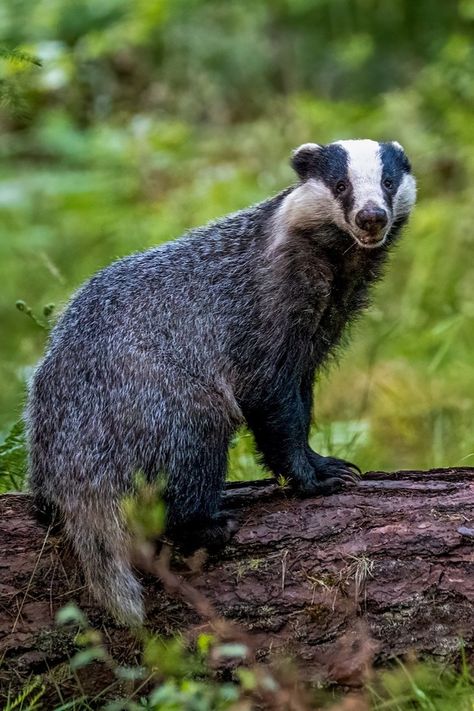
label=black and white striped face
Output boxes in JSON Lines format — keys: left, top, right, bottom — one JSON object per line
{"left": 287, "top": 139, "right": 416, "bottom": 249}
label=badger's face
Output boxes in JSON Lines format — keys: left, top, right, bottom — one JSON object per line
{"left": 288, "top": 139, "right": 416, "bottom": 249}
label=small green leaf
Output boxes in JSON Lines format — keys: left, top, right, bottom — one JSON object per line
{"left": 55, "top": 603, "right": 87, "bottom": 628}
{"left": 196, "top": 632, "right": 214, "bottom": 656}
{"left": 237, "top": 668, "right": 257, "bottom": 691}
{"left": 43, "top": 303, "right": 55, "bottom": 317}
{"left": 0, "top": 47, "right": 42, "bottom": 67}
{"left": 70, "top": 646, "right": 106, "bottom": 670}
{"left": 114, "top": 665, "right": 147, "bottom": 681}
{"left": 214, "top": 643, "right": 249, "bottom": 660}
{"left": 75, "top": 629, "right": 102, "bottom": 647}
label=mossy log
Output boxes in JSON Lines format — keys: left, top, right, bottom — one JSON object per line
{"left": 1, "top": 468, "right": 474, "bottom": 701}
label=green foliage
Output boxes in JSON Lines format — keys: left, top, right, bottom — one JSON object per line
{"left": 2, "top": 677, "right": 45, "bottom": 711}
{"left": 0, "top": 420, "right": 27, "bottom": 493}
{"left": 16, "top": 299, "right": 55, "bottom": 330}
{"left": 0, "top": 46, "right": 41, "bottom": 117}
{"left": 0, "top": 48, "right": 41, "bottom": 67}
{"left": 1, "top": 1, "right": 474, "bottom": 703}
{"left": 143, "top": 635, "right": 207, "bottom": 681}
{"left": 50, "top": 602, "right": 242, "bottom": 710}
{"left": 367, "top": 657, "right": 474, "bottom": 710}
{"left": 228, "top": 428, "right": 267, "bottom": 482}
{"left": 55, "top": 602, "right": 89, "bottom": 628}
{"left": 123, "top": 476, "right": 167, "bottom": 540}
{"left": 0, "top": 0, "right": 473, "bottom": 482}
{"left": 12, "top": 600, "right": 474, "bottom": 709}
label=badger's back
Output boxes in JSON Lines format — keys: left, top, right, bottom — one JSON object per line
{"left": 26, "top": 194, "right": 290, "bottom": 623}
{"left": 27, "top": 220, "right": 256, "bottom": 487}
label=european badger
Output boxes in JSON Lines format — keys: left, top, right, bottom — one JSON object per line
{"left": 27, "top": 139, "right": 416, "bottom": 623}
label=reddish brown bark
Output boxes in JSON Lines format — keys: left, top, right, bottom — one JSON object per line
{"left": 1, "top": 468, "right": 474, "bottom": 701}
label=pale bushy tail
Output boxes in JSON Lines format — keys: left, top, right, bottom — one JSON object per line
{"left": 62, "top": 498, "right": 144, "bottom": 625}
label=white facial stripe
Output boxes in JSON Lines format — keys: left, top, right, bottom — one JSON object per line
{"left": 269, "top": 178, "right": 343, "bottom": 251}
{"left": 393, "top": 172, "right": 417, "bottom": 218}
{"left": 279, "top": 179, "right": 341, "bottom": 227}
{"left": 337, "top": 139, "right": 384, "bottom": 216}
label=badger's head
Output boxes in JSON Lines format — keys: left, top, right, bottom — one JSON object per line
{"left": 286, "top": 139, "right": 416, "bottom": 249}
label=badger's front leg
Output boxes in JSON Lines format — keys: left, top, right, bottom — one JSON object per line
{"left": 245, "top": 378, "right": 360, "bottom": 495}
{"left": 300, "top": 369, "right": 361, "bottom": 492}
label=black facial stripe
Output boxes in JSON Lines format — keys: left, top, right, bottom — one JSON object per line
{"left": 310, "top": 144, "right": 354, "bottom": 220}
{"left": 379, "top": 142, "right": 410, "bottom": 210}
{"left": 338, "top": 183, "right": 354, "bottom": 221}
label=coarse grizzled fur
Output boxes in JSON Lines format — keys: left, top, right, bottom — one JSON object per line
{"left": 26, "top": 139, "right": 416, "bottom": 623}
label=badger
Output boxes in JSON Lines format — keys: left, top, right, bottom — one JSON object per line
{"left": 26, "top": 139, "right": 416, "bottom": 623}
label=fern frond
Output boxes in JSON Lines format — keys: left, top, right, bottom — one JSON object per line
{"left": 0, "top": 47, "right": 41, "bottom": 67}
{"left": 4, "top": 677, "right": 45, "bottom": 710}
{"left": 0, "top": 419, "right": 27, "bottom": 493}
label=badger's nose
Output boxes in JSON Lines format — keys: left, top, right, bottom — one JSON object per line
{"left": 355, "top": 206, "right": 388, "bottom": 234}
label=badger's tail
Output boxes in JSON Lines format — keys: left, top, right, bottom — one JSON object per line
{"left": 62, "top": 498, "right": 144, "bottom": 625}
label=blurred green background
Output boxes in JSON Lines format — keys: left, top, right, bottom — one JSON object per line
{"left": 1, "top": 0, "right": 474, "bottom": 485}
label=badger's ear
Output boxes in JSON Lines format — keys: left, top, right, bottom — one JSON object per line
{"left": 291, "top": 143, "right": 321, "bottom": 180}
{"left": 390, "top": 140, "right": 412, "bottom": 172}
{"left": 391, "top": 140, "right": 404, "bottom": 151}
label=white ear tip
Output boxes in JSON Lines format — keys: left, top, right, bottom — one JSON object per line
{"left": 293, "top": 142, "right": 321, "bottom": 156}
{"left": 392, "top": 141, "right": 404, "bottom": 151}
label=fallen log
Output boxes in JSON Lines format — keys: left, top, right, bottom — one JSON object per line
{"left": 1, "top": 468, "right": 474, "bottom": 702}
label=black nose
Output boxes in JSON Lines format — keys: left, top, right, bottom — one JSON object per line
{"left": 355, "top": 206, "right": 388, "bottom": 234}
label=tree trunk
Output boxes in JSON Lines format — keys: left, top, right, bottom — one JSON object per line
{"left": 1, "top": 468, "right": 474, "bottom": 701}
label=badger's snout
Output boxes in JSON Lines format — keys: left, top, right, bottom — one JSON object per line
{"left": 355, "top": 204, "right": 388, "bottom": 236}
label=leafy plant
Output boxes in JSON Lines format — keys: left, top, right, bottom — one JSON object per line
{"left": 2, "top": 677, "right": 45, "bottom": 711}
{"left": 367, "top": 656, "right": 474, "bottom": 711}
{"left": 1, "top": 1, "right": 474, "bottom": 706}
{"left": 0, "top": 420, "right": 27, "bottom": 493}
{"left": 0, "top": 46, "right": 41, "bottom": 117}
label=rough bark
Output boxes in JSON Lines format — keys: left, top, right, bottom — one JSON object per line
{"left": 1, "top": 468, "right": 474, "bottom": 701}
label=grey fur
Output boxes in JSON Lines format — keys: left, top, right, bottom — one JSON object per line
{"left": 26, "top": 141, "right": 415, "bottom": 623}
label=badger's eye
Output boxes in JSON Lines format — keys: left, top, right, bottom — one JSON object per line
{"left": 383, "top": 177, "right": 393, "bottom": 190}
{"left": 335, "top": 181, "right": 347, "bottom": 194}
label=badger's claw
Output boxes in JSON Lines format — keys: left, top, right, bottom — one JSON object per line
{"left": 293, "top": 452, "right": 362, "bottom": 496}
{"left": 309, "top": 452, "right": 362, "bottom": 479}
{"left": 334, "top": 458, "right": 362, "bottom": 476}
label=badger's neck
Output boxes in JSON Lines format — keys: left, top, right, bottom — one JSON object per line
{"left": 264, "top": 221, "right": 389, "bottom": 317}
{"left": 262, "top": 190, "right": 393, "bottom": 314}
{"left": 249, "top": 199, "right": 394, "bottom": 388}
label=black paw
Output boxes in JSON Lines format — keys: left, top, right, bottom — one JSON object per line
{"left": 170, "top": 512, "right": 238, "bottom": 554}
{"left": 296, "top": 453, "right": 361, "bottom": 496}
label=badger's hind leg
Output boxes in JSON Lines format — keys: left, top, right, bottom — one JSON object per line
{"left": 159, "top": 382, "right": 239, "bottom": 553}
{"left": 164, "top": 430, "right": 237, "bottom": 553}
